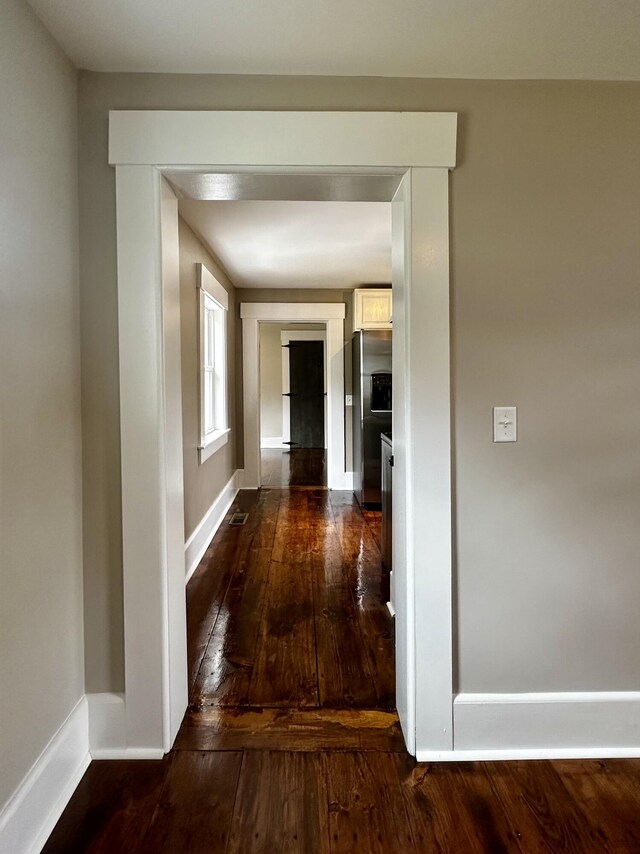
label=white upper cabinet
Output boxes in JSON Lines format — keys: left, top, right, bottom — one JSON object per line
{"left": 353, "top": 288, "right": 393, "bottom": 332}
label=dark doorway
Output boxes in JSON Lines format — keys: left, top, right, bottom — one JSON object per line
{"left": 288, "top": 340, "right": 325, "bottom": 449}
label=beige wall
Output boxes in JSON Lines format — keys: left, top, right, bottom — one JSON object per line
{"left": 78, "top": 72, "right": 640, "bottom": 696}
{"left": 0, "top": 0, "right": 83, "bottom": 808}
{"left": 259, "top": 324, "right": 284, "bottom": 441}
{"left": 179, "top": 217, "right": 238, "bottom": 539}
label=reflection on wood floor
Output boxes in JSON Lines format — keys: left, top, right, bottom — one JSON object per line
{"left": 187, "top": 488, "right": 393, "bottom": 712}
{"left": 261, "top": 448, "right": 326, "bottom": 487}
{"left": 44, "top": 487, "right": 640, "bottom": 853}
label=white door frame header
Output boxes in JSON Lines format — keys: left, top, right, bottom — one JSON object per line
{"left": 110, "top": 109, "right": 457, "bottom": 760}
{"left": 109, "top": 111, "right": 457, "bottom": 169}
{"left": 241, "top": 302, "right": 345, "bottom": 321}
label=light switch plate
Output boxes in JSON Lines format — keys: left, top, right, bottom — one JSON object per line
{"left": 493, "top": 406, "right": 517, "bottom": 442}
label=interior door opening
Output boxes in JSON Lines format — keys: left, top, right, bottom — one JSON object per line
{"left": 260, "top": 324, "right": 328, "bottom": 488}
{"left": 178, "top": 181, "right": 397, "bottom": 731}
{"left": 288, "top": 340, "right": 325, "bottom": 450}
{"left": 112, "top": 109, "right": 458, "bottom": 761}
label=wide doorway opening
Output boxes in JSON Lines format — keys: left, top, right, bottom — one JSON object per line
{"left": 176, "top": 184, "right": 396, "bottom": 724}
{"left": 111, "top": 108, "right": 456, "bottom": 761}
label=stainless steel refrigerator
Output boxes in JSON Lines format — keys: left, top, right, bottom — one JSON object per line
{"left": 352, "top": 330, "right": 392, "bottom": 507}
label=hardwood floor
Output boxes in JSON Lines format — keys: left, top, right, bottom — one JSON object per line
{"left": 44, "top": 752, "right": 640, "bottom": 853}
{"left": 261, "top": 448, "right": 327, "bottom": 487}
{"left": 43, "top": 488, "right": 640, "bottom": 852}
{"left": 188, "top": 488, "right": 393, "bottom": 711}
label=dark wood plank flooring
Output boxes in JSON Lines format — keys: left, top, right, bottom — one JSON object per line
{"left": 189, "top": 488, "right": 394, "bottom": 712}
{"left": 261, "top": 448, "right": 327, "bottom": 487}
{"left": 45, "top": 753, "right": 640, "bottom": 853}
{"left": 174, "top": 707, "right": 405, "bottom": 752}
{"left": 44, "top": 488, "right": 640, "bottom": 852}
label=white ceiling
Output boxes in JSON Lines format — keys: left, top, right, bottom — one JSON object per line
{"left": 179, "top": 201, "right": 392, "bottom": 290}
{"left": 28, "top": 0, "right": 640, "bottom": 80}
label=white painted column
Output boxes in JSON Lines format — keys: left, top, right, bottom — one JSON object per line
{"left": 115, "top": 165, "right": 187, "bottom": 752}
{"left": 242, "top": 317, "right": 261, "bottom": 488}
{"left": 160, "top": 179, "right": 189, "bottom": 745}
{"left": 409, "top": 168, "right": 454, "bottom": 753}
{"left": 326, "top": 318, "right": 346, "bottom": 490}
{"left": 391, "top": 173, "right": 415, "bottom": 753}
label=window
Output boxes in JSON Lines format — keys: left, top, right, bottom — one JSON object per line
{"left": 198, "top": 263, "right": 229, "bottom": 463}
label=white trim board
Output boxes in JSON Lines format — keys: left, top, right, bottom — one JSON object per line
{"left": 237, "top": 469, "right": 259, "bottom": 490}
{"left": 199, "top": 427, "right": 230, "bottom": 464}
{"left": 87, "top": 693, "right": 165, "bottom": 760}
{"left": 453, "top": 692, "right": 640, "bottom": 752}
{"left": 110, "top": 109, "right": 457, "bottom": 761}
{"left": 337, "top": 471, "right": 354, "bottom": 492}
{"left": 109, "top": 111, "right": 457, "bottom": 168}
{"left": 88, "top": 692, "right": 126, "bottom": 756}
{"left": 0, "top": 698, "right": 90, "bottom": 854}
{"left": 184, "top": 470, "right": 240, "bottom": 583}
{"left": 197, "top": 262, "right": 229, "bottom": 309}
{"left": 260, "top": 437, "right": 285, "bottom": 449}
{"left": 416, "top": 746, "right": 640, "bottom": 762}
{"left": 241, "top": 305, "right": 346, "bottom": 491}
{"left": 400, "top": 169, "right": 453, "bottom": 755}
{"left": 241, "top": 302, "right": 345, "bottom": 321}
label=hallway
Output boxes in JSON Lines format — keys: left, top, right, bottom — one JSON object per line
{"left": 187, "top": 488, "right": 394, "bottom": 711}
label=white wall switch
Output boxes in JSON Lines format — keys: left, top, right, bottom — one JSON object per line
{"left": 493, "top": 406, "right": 517, "bottom": 442}
{"left": 345, "top": 394, "right": 353, "bottom": 406}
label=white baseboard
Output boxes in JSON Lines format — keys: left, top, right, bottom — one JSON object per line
{"left": 260, "top": 436, "right": 285, "bottom": 449}
{"left": 87, "top": 692, "right": 165, "bottom": 760}
{"left": 237, "top": 468, "right": 260, "bottom": 490}
{"left": 416, "top": 746, "right": 640, "bottom": 762}
{"left": 87, "top": 692, "right": 126, "bottom": 756}
{"left": 331, "top": 471, "right": 354, "bottom": 491}
{"left": 387, "top": 571, "right": 395, "bottom": 617}
{"left": 0, "top": 697, "right": 90, "bottom": 854}
{"left": 445, "top": 691, "right": 640, "bottom": 759}
{"left": 91, "top": 747, "right": 165, "bottom": 760}
{"left": 239, "top": 466, "right": 348, "bottom": 490}
{"left": 91, "top": 744, "right": 165, "bottom": 759}
{"left": 184, "top": 470, "right": 240, "bottom": 583}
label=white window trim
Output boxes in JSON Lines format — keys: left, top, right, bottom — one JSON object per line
{"left": 197, "top": 263, "right": 229, "bottom": 464}
{"left": 198, "top": 427, "right": 230, "bottom": 463}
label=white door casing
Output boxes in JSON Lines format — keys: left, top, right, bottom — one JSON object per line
{"left": 110, "top": 110, "right": 457, "bottom": 756}
{"left": 242, "top": 307, "right": 342, "bottom": 489}
{"left": 392, "top": 170, "right": 453, "bottom": 755}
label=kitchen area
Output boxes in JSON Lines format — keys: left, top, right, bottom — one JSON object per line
{"left": 351, "top": 286, "right": 395, "bottom": 615}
